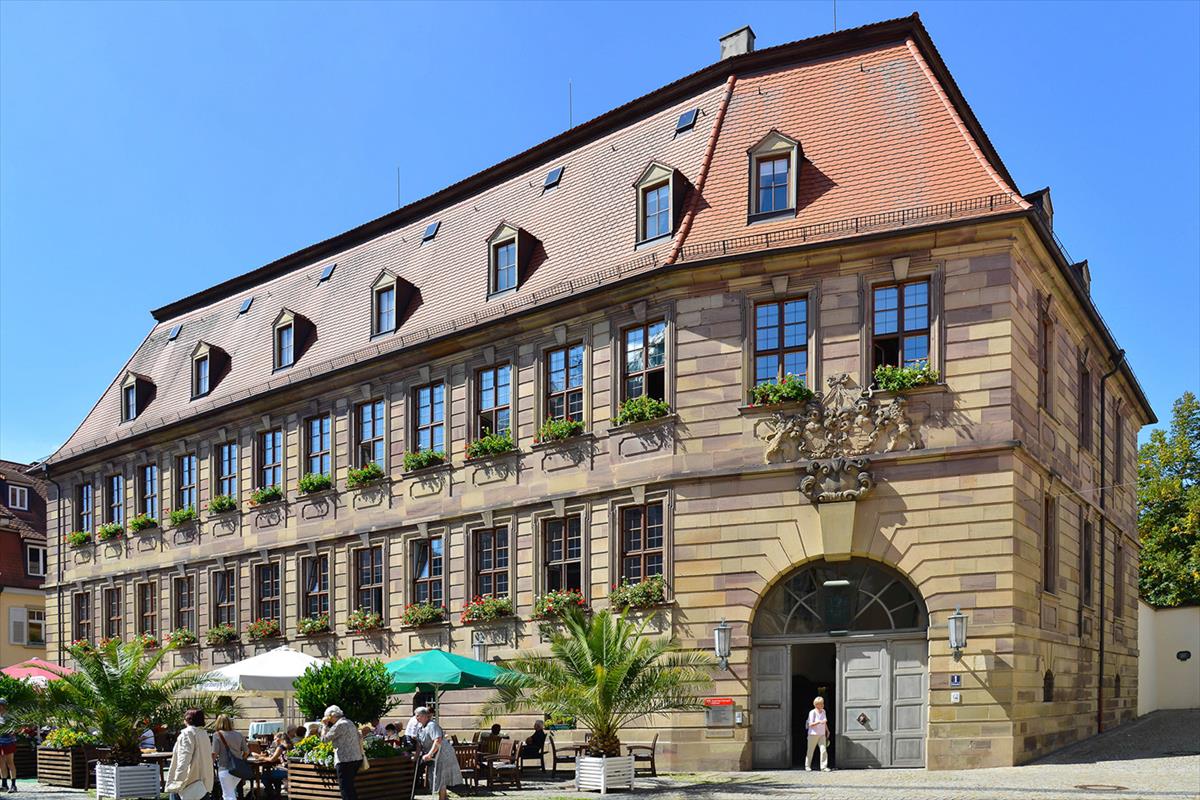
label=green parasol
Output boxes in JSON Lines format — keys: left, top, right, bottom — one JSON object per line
{"left": 385, "top": 649, "right": 507, "bottom": 700}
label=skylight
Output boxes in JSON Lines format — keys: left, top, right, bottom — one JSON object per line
{"left": 423, "top": 221, "right": 440, "bottom": 242}
{"left": 676, "top": 108, "right": 698, "bottom": 133}
{"left": 239, "top": 297, "right": 254, "bottom": 314}
{"left": 544, "top": 166, "right": 564, "bottom": 189}
{"left": 318, "top": 264, "right": 336, "bottom": 282}
{"left": 168, "top": 324, "right": 182, "bottom": 341}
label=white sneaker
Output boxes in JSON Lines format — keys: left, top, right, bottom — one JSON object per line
{"left": 804, "top": 767, "right": 811, "bottom": 772}
{"left": 821, "top": 768, "right": 831, "bottom": 772}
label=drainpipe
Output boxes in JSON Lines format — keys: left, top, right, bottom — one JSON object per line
{"left": 39, "top": 464, "right": 64, "bottom": 668}
{"left": 1096, "top": 349, "right": 1125, "bottom": 734}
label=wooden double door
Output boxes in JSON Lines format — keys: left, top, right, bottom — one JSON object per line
{"left": 751, "top": 636, "right": 927, "bottom": 769}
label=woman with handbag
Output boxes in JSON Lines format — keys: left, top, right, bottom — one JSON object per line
{"left": 212, "top": 715, "right": 250, "bottom": 800}
{"left": 164, "top": 709, "right": 214, "bottom": 800}
{"left": 319, "top": 705, "right": 364, "bottom": 800}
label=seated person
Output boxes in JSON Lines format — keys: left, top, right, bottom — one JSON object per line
{"left": 257, "top": 732, "right": 291, "bottom": 796}
{"left": 139, "top": 723, "right": 156, "bottom": 751}
{"left": 520, "top": 720, "right": 546, "bottom": 758}
{"left": 384, "top": 723, "right": 399, "bottom": 741}
{"left": 294, "top": 725, "right": 309, "bottom": 741}
{"left": 490, "top": 723, "right": 503, "bottom": 737}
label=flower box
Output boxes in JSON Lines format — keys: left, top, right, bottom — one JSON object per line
{"left": 287, "top": 754, "right": 416, "bottom": 800}
{"left": 250, "top": 486, "right": 285, "bottom": 506}
{"left": 575, "top": 754, "right": 635, "bottom": 794}
{"left": 346, "top": 462, "right": 386, "bottom": 489}
{"left": 37, "top": 746, "right": 104, "bottom": 788}
{"left": 95, "top": 762, "right": 160, "bottom": 800}
{"left": 402, "top": 450, "right": 446, "bottom": 473}
{"left": 401, "top": 602, "right": 445, "bottom": 628}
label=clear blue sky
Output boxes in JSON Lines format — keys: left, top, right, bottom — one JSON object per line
{"left": 2, "top": 1, "right": 1197, "bottom": 463}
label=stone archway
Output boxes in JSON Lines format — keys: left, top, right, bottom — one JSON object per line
{"left": 750, "top": 558, "right": 929, "bottom": 769}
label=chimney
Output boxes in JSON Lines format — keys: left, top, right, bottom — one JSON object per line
{"left": 720, "top": 25, "right": 755, "bottom": 60}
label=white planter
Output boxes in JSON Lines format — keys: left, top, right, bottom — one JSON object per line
{"left": 95, "top": 762, "right": 161, "bottom": 800}
{"left": 574, "top": 754, "right": 635, "bottom": 794}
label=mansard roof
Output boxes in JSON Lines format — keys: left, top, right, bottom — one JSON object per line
{"left": 41, "top": 14, "right": 1152, "bottom": 467}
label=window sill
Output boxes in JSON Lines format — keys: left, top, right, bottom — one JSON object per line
{"left": 458, "top": 614, "right": 518, "bottom": 627}
{"left": 296, "top": 630, "right": 335, "bottom": 639}
{"left": 464, "top": 449, "right": 522, "bottom": 465}
{"left": 487, "top": 287, "right": 519, "bottom": 302}
{"left": 346, "top": 477, "right": 392, "bottom": 492}
{"left": 247, "top": 635, "right": 287, "bottom": 645}
{"left": 399, "top": 620, "right": 450, "bottom": 632}
{"left": 297, "top": 488, "right": 338, "bottom": 502}
{"left": 634, "top": 232, "right": 671, "bottom": 250}
{"left": 206, "top": 509, "right": 240, "bottom": 521}
{"left": 738, "top": 401, "right": 810, "bottom": 416}
{"left": 530, "top": 432, "right": 595, "bottom": 451}
{"left": 402, "top": 462, "right": 452, "bottom": 479}
{"left": 346, "top": 627, "right": 390, "bottom": 637}
{"left": 248, "top": 498, "right": 288, "bottom": 510}
{"left": 607, "top": 413, "right": 677, "bottom": 435}
{"left": 747, "top": 208, "right": 796, "bottom": 226}
{"left": 612, "top": 600, "right": 672, "bottom": 613}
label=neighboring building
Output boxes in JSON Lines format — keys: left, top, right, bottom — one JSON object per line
{"left": 0, "top": 459, "right": 48, "bottom": 666}
{"left": 37, "top": 16, "right": 1154, "bottom": 771}
{"left": 1137, "top": 601, "right": 1200, "bottom": 715}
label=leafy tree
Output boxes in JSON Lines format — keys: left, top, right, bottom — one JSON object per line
{"left": 294, "top": 657, "right": 398, "bottom": 725}
{"left": 41, "top": 640, "right": 236, "bottom": 764}
{"left": 483, "top": 606, "right": 712, "bottom": 757}
{"left": 1138, "top": 391, "right": 1200, "bottom": 607}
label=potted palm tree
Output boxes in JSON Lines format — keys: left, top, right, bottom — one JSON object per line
{"left": 41, "top": 639, "right": 235, "bottom": 799}
{"left": 484, "top": 606, "right": 712, "bottom": 793}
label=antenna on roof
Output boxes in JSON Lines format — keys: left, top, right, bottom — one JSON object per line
{"left": 568, "top": 80, "right": 573, "bottom": 128}
{"left": 833, "top": 0, "right": 838, "bottom": 31}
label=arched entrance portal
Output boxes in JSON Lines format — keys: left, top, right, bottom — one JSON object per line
{"left": 750, "top": 559, "right": 929, "bottom": 769}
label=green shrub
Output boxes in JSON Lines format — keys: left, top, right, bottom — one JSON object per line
{"left": 401, "top": 601, "right": 444, "bottom": 627}
{"left": 128, "top": 513, "right": 157, "bottom": 532}
{"left": 460, "top": 595, "right": 514, "bottom": 624}
{"left": 169, "top": 507, "right": 197, "bottom": 527}
{"left": 346, "top": 608, "right": 384, "bottom": 634}
{"left": 536, "top": 417, "right": 585, "bottom": 443}
{"left": 466, "top": 430, "right": 515, "bottom": 460}
{"left": 610, "top": 574, "right": 667, "bottom": 610}
{"left": 298, "top": 614, "right": 331, "bottom": 636}
{"left": 294, "top": 657, "right": 399, "bottom": 725}
{"left": 67, "top": 530, "right": 92, "bottom": 548}
{"left": 298, "top": 473, "right": 332, "bottom": 494}
{"left": 206, "top": 624, "right": 238, "bottom": 645}
{"left": 208, "top": 494, "right": 238, "bottom": 514}
{"left": 250, "top": 485, "right": 284, "bottom": 505}
{"left": 96, "top": 522, "right": 124, "bottom": 542}
{"left": 749, "top": 374, "right": 814, "bottom": 406}
{"left": 403, "top": 449, "right": 446, "bottom": 472}
{"left": 533, "top": 589, "right": 587, "bottom": 620}
{"left": 247, "top": 618, "right": 282, "bottom": 640}
{"left": 346, "top": 462, "right": 385, "bottom": 489}
{"left": 873, "top": 362, "right": 939, "bottom": 393}
{"left": 614, "top": 396, "right": 671, "bottom": 426}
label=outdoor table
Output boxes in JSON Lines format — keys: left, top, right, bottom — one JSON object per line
{"left": 246, "top": 756, "right": 272, "bottom": 798}
{"left": 140, "top": 751, "right": 173, "bottom": 790}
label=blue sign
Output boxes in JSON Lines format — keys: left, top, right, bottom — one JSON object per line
{"left": 950, "top": 674, "right": 962, "bottom": 687}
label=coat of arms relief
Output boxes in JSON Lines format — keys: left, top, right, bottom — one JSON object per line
{"left": 754, "top": 373, "right": 923, "bottom": 503}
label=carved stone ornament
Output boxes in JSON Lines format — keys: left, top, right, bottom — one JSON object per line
{"left": 755, "top": 373, "right": 922, "bottom": 503}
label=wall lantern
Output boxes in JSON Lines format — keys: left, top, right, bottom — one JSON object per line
{"left": 948, "top": 606, "right": 968, "bottom": 662}
{"left": 714, "top": 618, "right": 732, "bottom": 670}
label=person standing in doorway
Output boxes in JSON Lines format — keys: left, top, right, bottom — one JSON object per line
{"left": 805, "top": 696, "right": 830, "bottom": 772}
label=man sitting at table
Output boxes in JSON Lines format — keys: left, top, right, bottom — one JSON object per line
{"left": 520, "top": 720, "right": 546, "bottom": 759}
{"left": 139, "top": 719, "right": 156, "bottom": 751}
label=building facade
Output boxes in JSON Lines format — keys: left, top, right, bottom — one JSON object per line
{"left": 1, "top": 459, "right": 49, "bottom": 666}
{"left": 39, "top": 17, "right": 1154, "bottom": 771}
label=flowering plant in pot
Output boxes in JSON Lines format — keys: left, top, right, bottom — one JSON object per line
{"left": 532, "top": 588, "right": 587, "bottom": 620}
{"left": 872, "top": 361, "right": 939, "bottom": 393}
{"left": 609, "top": 574, "right": 667, "bottom": 610}
{"left": 208, "top": 494, "right": 238, "bottom": 514}
{"left": 749, "top": 373, "right": 813, "bottom": 406}
{"left": 346, "top": 608, "right": 384, "bottom": 634}
{"left": 297, "top": 614, "right": 331, "bottom": 636}
{"left": 96, "top": 522, "right": 124, "bottom": 542}
{"left": 168, "top": 507, "right": 197, "bottom": 527}
{"left": 465, "top": 430, "right": 515, "bottom": 460}
{"left": 613, "top": 396, "right": 671, "bottom": 426}
{"left": 403, "top": 449, "right": 446, "bottom": 472}
{"left": 127, "top": 513, "right": 157, "bottom": 533}
{"left": 250, "top": 485, "right": 284, "bottom": 505}
{"left": 163, "top": 628, "right": 197, "bottom": 647}
{"left": 133, "top": 632, "right": 159, "bottom": 650}
{"left": 67, "top": 530, "right": 92, "bottom": 548}
{"left": 535, "top": 417, "right": 585, "bottom": 444}
{"left": 247, "top": 618, "right": 282, "bottom": 641}
{"left": 346, "top": 462, "right": 385, "bottom": 489}
{"left": 297, "top": 472, "right": 332, "bottom": 495}
{"left": 401, "top": 601, "right": 445, "bottom": 627}
{"left": 205, "top": 624, "right": 238, "bottom": 646}
{"left": 460, "top": 595, "right": 514, "bottom": 624}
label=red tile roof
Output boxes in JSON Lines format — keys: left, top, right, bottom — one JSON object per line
{"left": 45, "top": 15, "right": 1145, "bottom": 466}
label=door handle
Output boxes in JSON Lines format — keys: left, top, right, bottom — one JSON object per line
{"left": 758, "top": 704, "right": 781, "bottom": 709}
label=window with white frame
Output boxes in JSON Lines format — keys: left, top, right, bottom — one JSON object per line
{"left": 748, "top": 131, "right": 801, "bottom": 219}
{"left": 9, "top": 607, "right": 44, "bottom": 646}
{"left": 633, "top": 162, "right": 681, "bottom": 243}
{"left": 26, "top": 544, "right": 46, "bottom": 577}
{"left": 414, "top": 383, "right": 446, "bottom": 453}
{"left": 7, "top": 485, "right": 28, "bottom": 510}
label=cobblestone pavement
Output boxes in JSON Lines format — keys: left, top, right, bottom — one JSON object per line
{"left": 17, "top": 710, "right": 1199, "bottom": 800}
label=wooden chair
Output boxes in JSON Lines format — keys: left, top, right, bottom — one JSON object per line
{"left": 516, "top": 734, "right": 547, "bottom": 774}
{"left": 549, "top": 733, "right": 576, "bottom": 778}
{"left": 248, "top": 741, "right": 265, "bottom": 755}
{"left": 626, "top": 732, "right": 659, "bottom": 777}
{"left": 453, "top": 742, "right": 480, "bottom": 788}
{"left": 470, "top": 731, "right": 481, "bottom": 744}
{"left": 486, "top": 741, "right": 521, "bottom": 789}
{"left": 450, "top": 734, "right": 459, "bottom": 745}
{"left": 478, "top": 734, "right": 503, "bottom": 756}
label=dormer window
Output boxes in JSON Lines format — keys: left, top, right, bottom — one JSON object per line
{"left": 375, "top": 284, "right": 396, "bottom": 334}
{"left": 119, "top": 371, "right": 154, "bottom": 422}
{"left": 189, "top": 341, "right": 228, "bottom": 399}
{"left": 633, "top": 161, "right": 687, "bottom": 245}
{"left": 271, "top": 308, "right": 312, "bottom": 370}
{"left": 369, "top": 270, "right": 416, "bottom": 336}
{"left": 748, "top": 131, "right": 802, "bottom": 221}
{"left": 486, "top": 223, "right": 536, "bottom": 296}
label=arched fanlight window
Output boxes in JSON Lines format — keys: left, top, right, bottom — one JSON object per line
{"left": 752, "top": 559, "right": 927, "bottom": 637}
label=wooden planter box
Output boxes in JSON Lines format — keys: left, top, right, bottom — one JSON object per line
{"left": 575, "top": 755, "right": 635, "bottom": 794}
{"left": 37, "top": 746, "right": 105, "bottom": 788}
{"left": 287, "top": 756, "right": 417, "bottom": 800}
{"left": 14, "top": 740, "right": 36, "bottom": 778}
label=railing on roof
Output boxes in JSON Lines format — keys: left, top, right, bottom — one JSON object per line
{"left": 677, "top": 192, "right": 1021, "bottom": 262}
